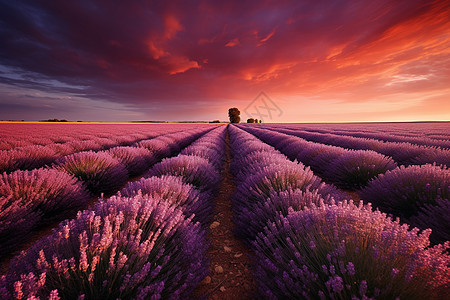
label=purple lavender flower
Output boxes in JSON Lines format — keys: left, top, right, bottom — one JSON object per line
{"left": 252, "top": 201, "right": 450, "bottom": 299}
{"left": 0, "top": 150, "right": 17, "bottom": 174}
{"left": 146, "top": 155, "right": 221, "bottom": 193}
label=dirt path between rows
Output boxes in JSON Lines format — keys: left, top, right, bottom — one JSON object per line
{"left": 193, "top": 127, "right": 256, "bottom": 299}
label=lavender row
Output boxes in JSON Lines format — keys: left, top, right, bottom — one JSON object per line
{"left": 265, "top": 122, "right": 450, "bottom": 143}
{"left": 228, "top": 125, "right": 344, "bottom": 242}
{"left": 54, "top": 127, "right": 212, "bottom": 196}
{"left": 0, "top": 124, "right": 207, "bottom": 174}
{"left": 0, "top": 127, "right": 212, "bottom": 259}
{"left": 359, "top": 164, "right": 450, "bottom": 244}
{"left": 0, "top": 127, "right": 228, "bottom": 298}
{"left": 240, "top": 126, "right": 450, "bottom": 244}
{"left": 228, "top": 126, "right": 450, "bottom": 298}
{"left": 267, "top": 123, "right": 450, "bottom": 149}
{"left": 318, "top": 128, "right": 450, "bottom": 149}
{"left": 121, "top": 126, "right": 226, "bottom": 226}
{"left": 258, "top": 125, "right": 450, "bottom": 166}
{"left": 239, "top": 125, "right": 397, "bottom": 190}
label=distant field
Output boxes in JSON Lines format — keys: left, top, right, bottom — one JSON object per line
{"left": 1, "top": 122, "right": 449, "bottom": 299}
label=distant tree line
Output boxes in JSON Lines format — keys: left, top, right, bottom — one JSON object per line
{"left": 40, "top": 119, "right": 68, "bottom": 122}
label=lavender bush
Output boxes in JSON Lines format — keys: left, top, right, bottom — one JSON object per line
{"left": 65, "top": 139, "right": 103, "bottom": 152}
{"left": 274, "top": 136, "right": 308, "bottom": 160}
{"left": 0, "top": 168, "right": 90, "bottom": 257}
{"left": 108, "top": 146, "right": 156, "bottom": 177}
{"left": 136, "top": 139, "right": 172, "bottom": 159}
{"left": 134, "top": 128, "right": 210, "bottom": 161}
{"left": 55, "top": 151, "right": 128, "bottom": 196}
{"left": 235, "top": 189, "right": 333, "bottom": 241}
{"left": 409, "top": 198, "right": 450, "bottom": 243}
{"left": 376, "top": 142, "right": 427, "bottom": 166}
{"left": 146, "top": 155, "right": 221, "bottom": 193}
{"left": 324, "top": 150, "right": 397, "bottom": 190}
{"left": 360, "top": 164, "right": 449, "bottom": 243}
{"left": 13, "top": 145, "right": 60, "bottom": 171}
{"left": 412, "top": 148, "right": 450, "bottom": 167}
{"left": 240, "top": 126, "right": 399, "bottom": 189}
{"left": 231, "top": 140, "right": 276, "bottom": 163}
{"left": 120, "top": 175, "right": 213, "bottom": 225}
{"left": 252, "top": 201, "right": 450, "bottom": 299}
{"left": 0, "top": 194, "right": 209, "bottom": 299}
{"left": 233, "top": 163, "right": 345, "bottom": 211}
{"left": 359, "top": 164, "right": 449, "bottom": 217}
{"left": 181, "top": 145, "right": 224, "bottom": 170}
{"left": 231, "top": 151, "right": 293, "bottom": 182}
{"left": 307, "top": 145, "right": 348, "bottom": 175}
{"left": 0, "top": 150, "right": 16, "bottom": 174}
{"left": 0, "top": 146, "right": 59, "bottom": 173}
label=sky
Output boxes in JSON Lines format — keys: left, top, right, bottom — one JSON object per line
{"left": 0, "top": 0, "right": 449, "bottom": 122}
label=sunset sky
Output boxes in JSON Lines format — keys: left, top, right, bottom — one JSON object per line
{"left": 0, "top": 0, "right": 449, "bottom": 122}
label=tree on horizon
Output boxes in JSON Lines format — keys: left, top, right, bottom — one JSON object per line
{"left": 228, "top": 108, "right": 240, "bottom": 123}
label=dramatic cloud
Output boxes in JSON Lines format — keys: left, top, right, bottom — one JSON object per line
{"left": 0, "top": 0, "right": 449, "bottom": 121}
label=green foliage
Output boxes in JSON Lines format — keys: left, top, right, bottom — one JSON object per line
{"left": 228, "top": 107, "right": 240, "bottom": 123}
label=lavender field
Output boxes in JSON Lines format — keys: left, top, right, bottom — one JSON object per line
{"left": 0, "top": 122, "right": 449, "bottom": 299}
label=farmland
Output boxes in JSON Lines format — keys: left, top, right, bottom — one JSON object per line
{"left": 0, "top": 122, "right": 449, "bottom": 299}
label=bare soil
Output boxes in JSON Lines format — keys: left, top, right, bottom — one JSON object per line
{"left": 193, "top": 128, "right": 256, "bottom": 300}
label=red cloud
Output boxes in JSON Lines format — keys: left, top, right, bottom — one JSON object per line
{"left": 0, "top": 0, "right": 449, "bottom": 121}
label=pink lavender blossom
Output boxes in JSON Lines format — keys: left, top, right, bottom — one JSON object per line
{"left": 119, "top": 175, "right": 213, "bottom": 225}
{"left": 1, "top": 194, "right": 209, "bottom": 299}
{"left": 231, "top": 150, "right": 291, "bottom": 182}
